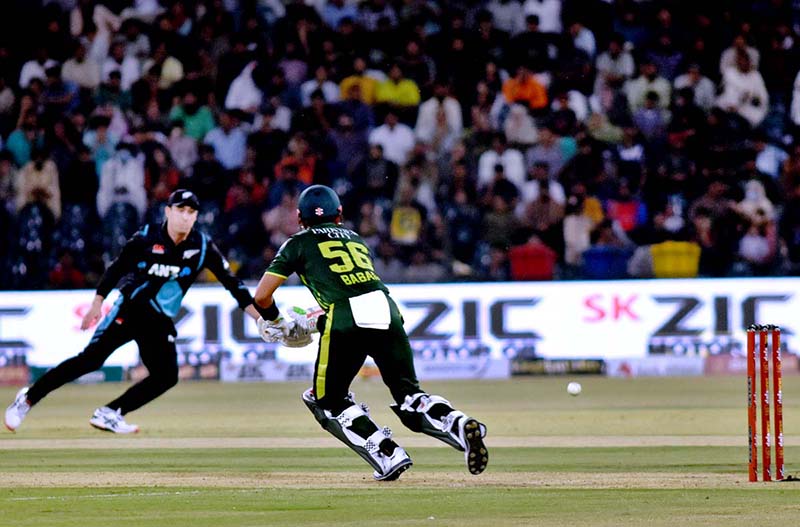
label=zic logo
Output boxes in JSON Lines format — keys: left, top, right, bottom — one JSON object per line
{"left": 148, "top": 263, "right": 181, "bottom": 278}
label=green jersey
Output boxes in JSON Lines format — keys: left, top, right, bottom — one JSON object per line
{"left": 266, "top": 223, "right": 388, "bottom": 311}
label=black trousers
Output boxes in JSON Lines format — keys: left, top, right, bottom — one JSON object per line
{"left": 27, "top": 300, "right": 179, "bottom": 415}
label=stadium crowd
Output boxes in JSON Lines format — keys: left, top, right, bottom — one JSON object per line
{"left": 1, "top": 0, "right": 800, "bottom": 289}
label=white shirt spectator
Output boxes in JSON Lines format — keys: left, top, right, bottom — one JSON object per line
{"left": 716, "top": 66, "right": 769, "bottom": 127}
{"left": 101, "top": 55, "right": 140, "bottom": 91}
{"left": 625, "top": 75, "right": 671, "bottom": 111}
{"left": 551, "top": 90, "right": 589, "bottom": 122}
{"left": 572, "top": 25, "right": 596, "bottom": 58}
{"left": 62, "top": 56, "right": 101, "bottom": 90}
{"left": 300, "top": 78, "right": 340, "bottom": 107}
{"left": 96, "top": 151, "right": 147, "bottom": 221}
{"left": 19, "top": 59, "right": 59, "bottom": 88}
{"left": 477, "top": 147, "right": 526, "bottom": 189}
{"left": 368, "top": 122, "right": 415, "bottom": 166}
{"left": 522, "top": 0, "right": 562, "bottom": 33}
{"left": 414, "top": 96, "right": 463, "bottom": 144}
{"left": 204, "top": 126, "right": 248, "bottom": 170}
{"left": 518, "top": 178, "right": 566, "bottom": 206}
{"left": 594, "top": 49, "right": 634, "bottom": 95}
{"left": 674, "top": 72, "right": 716, "bottom": 111}
{"left": 487, "top": 0, "right": 525, "bottom": 35}
{"left": 719, "top": 45, "right": 760, "bottom": 75}
{"left": 225, "top": 62, "right": 263, "bottom": 113}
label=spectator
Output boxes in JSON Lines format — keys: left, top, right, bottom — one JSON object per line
{"left": 169, "top": 90, "right": 216, "bottom": 141}
{"left": 568, "top": 21, "right": 596, "bottom": 59}
{"left": 716, "top": 51, "right": 769, "bottom": 128}
{"left": 166, "top": 122, "right": 198, "bottom": 176}
{"left": 204, "top": 109, "right": 247, "bottom": 171}
{"left": 300, "top": 65, "right": 340, "bottom": 107}
{"left": 339, "top": 56, "right": 378, "bottom": 105}
{"left": 101, "top": 39, "right": 141, "bottom": 91}
{"left": 415, "top": 80, "right": 463, "bottom": 145}
{"left": 274, "top": 133, "right": 317, "bottom": 186}
{"left": 525, "top": 127, "right": 573, "bottom": 179}
{"left": 338, "top": 82, "right": 376, "bottom": 132}
{"left": 16, "top": 148, "right": 61, "bottom": 221}
{"left": 372, "top": 237, "right": 405, "bottom": 283}
{"left": 478, "top": 133, "right": 526, "bottom": 189}
{"left": 594, "top": 34, "right": 635, "bottom": 97}
{"left": 504, "top": 104, "right": 539, "bottom": 146}
{"left": 96, "top": 143, "right": 147, "bottom": 221}
{"left": 62, "top": 41, "right": 101, "bottom": 92}
{"left": 185, "top": 144, "right": 228, "bottom": 206}
{"left": 522, "top": 0, "right": 562, "bottom": 34}
{"left": 247, "top": 107, "right": 288, "bottom": 177}
{"left": 375, "top": 63, "right": 421, "bottom": 118}
{"left": 224, "top": 61, "right": 263, "bottom": 114}
{"left": 502, "top": 65, "right": 548, "bottom": 114}
{"left": 369, "top": 111, "right": 415, "bottom": 166}
{"left": 719, "top": 34, "right": 760, "bottom": 74}
{"left": 262, "top": 189, "right": 301, "bottom": 247}
{"left": 625, "top": 60, "right": 671, "bottom": 112}
{"left": 674, "top": 64, "right": 716, "bottom": 112}
{"left": 19, "top": 46, "right": 58, "bottom": 89}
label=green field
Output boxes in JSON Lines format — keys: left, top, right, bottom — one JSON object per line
{"left": 1, "top": 376, "right": 798, "bottom": 526}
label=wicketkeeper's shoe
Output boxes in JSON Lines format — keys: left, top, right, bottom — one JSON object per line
{"left": 373, "top": 446, "right": 413, "bottom": 482}
{"left": 4, "top": 387, "right": 31, "bottom": 432}
{"left": 89, "top": 407, "right": 139, "bottom": 434}
{"left": 460, "top": 418, "right": 488, "bottom": 475}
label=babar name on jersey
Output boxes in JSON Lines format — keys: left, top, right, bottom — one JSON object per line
{"left": 341, "top": 270, "right": 379, "bottom": 285}
{"left": 147, "top": 263, "right": 181, "bottom": 278}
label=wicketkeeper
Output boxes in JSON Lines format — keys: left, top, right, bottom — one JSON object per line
{"left": 252, "top": 184, "right": 488, "bottom": 481}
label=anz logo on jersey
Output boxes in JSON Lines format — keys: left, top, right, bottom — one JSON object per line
{"left": 147, "top": 263, "right": 182, "bottom": 278}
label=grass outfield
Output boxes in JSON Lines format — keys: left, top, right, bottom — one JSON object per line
{"left": 1, "top": 376, "right": 798, "bottom": 526}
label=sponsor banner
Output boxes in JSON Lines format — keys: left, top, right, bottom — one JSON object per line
{"left": 605, "top": 357, "right": 706, "bottom": 378}
{"left": 704, "top": 354, "right": 799, "bottom": 375}
{"left": 512, "top": 359, "right": 605, "bottom": 376}
{"left": 220, "top": 358, "right": 314, "bottom": 382}
{"left": 1, "top": 278, "right": 800, "bottom": 368}
{"left": 358, "top": 356, "right": 510, "bottom": 381}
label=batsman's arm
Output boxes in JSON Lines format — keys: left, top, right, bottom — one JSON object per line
{"left": 254, "top": 271, "right": 286, "bottom": 321}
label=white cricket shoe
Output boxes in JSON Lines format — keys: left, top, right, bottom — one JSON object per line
{"left": 89, "top": 407, "right": 139, "bottom": 434}
{"left": 5, "top": 387, "right": 31, "bottom": 432}
{"left": 373, "top": 446, "right": 413, "bottom": 481}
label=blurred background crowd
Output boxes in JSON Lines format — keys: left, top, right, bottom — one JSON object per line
{"left": 2, "top": 0, "right": 800, "bottom": 289}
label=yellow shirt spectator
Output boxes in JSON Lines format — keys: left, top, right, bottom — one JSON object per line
{"left": 340, "top": 75, "right": 377, "bottom": 104}
{"left": 375, "top": 64, "right": 420, "bottom": 108}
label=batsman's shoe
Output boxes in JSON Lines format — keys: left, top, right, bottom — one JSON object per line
{"left": 460, "top": 418, "right": 488, "bottom": 475}
{"left": 5, "top": 387, "right": 31, "bottom": 432}
{"left": 89, "top": 407, "right": 139, "bottom": 434}
{"left": 373, "top": 446, "right": 413, "bottom": 482}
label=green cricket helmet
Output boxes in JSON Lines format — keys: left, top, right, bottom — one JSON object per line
{"left": 297, "top": 185, "right": 343, "bottom": 225}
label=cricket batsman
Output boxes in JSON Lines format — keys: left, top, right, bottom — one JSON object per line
{"left": 251, "top": 184, "right": 488, "bottom": 481}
